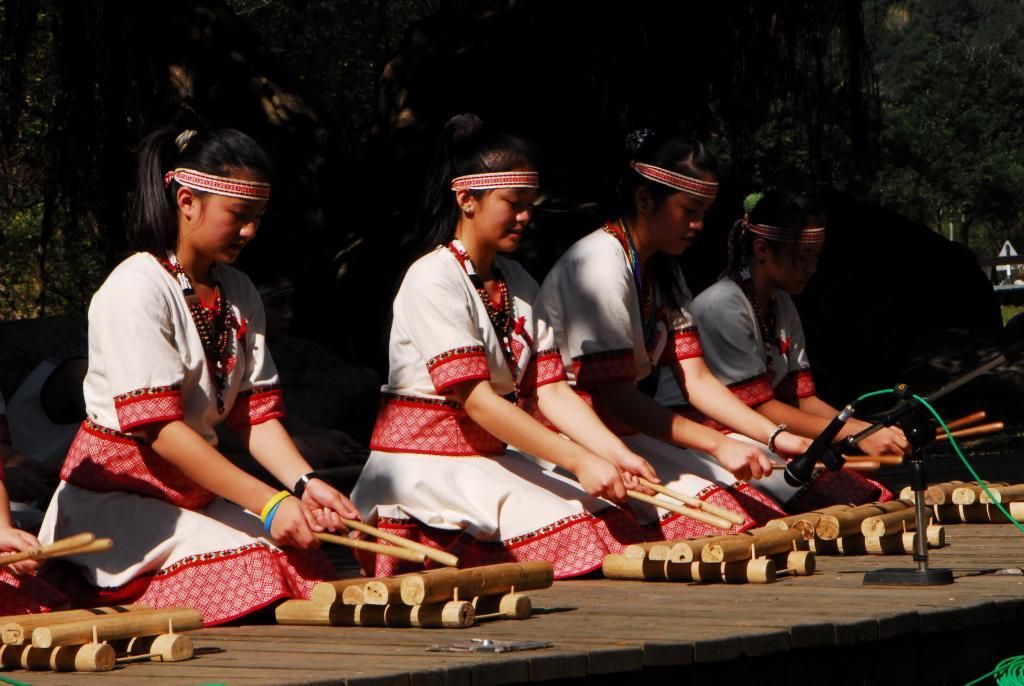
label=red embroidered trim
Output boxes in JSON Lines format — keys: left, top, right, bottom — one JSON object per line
{"left": 225, "top": 385, "right": 286, "bottom": 430}
{"left": 727, "top": 482, "right": 788, "bottom": 524}
{"left": 533, "top": 348, "right": 567, "bottom": 388}
{"left": 61, "top": 420, "right": 216, "bottom": 509}
{"left": 426, "top": 346, "right": 490, "bottom": 393}
{"left": 113, "top": 385, "right": 184, "bottom": 432}
{"left": 661, "top": 328, "right": 703, "bottom": 364}
{"left": 728, "top": 374, "right": 775, "bottom": 407}
{"left": 369, "top": 393, "right": 505, "bottom": 457}
{"left": 785, "top": 470, "right": 894, "bottom": 514}
{"left": 572, "top": 349, "right": 636, "bottom": 391}
{"left": 0, "top": 568, "right": 69, "bottom": 615}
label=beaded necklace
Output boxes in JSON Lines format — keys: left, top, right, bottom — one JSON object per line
{"left": 160, "top": 253, "right": 240, "bottom": 414}
{"left": 447, "top": 240, "right": 519, "bottom": 400}
{"left": 741, "top": 278, "right": 781, "bottom": 361}
{"left": 603, "top": 220, "right": 657, "bottom": 347}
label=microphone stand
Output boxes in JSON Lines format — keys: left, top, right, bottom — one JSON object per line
{"left": 798, "top": 340, "right": 1022, "bottom": 587}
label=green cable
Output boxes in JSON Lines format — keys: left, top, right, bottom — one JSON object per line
{"left": 0, "top": 675, "right": 31, "bottom": 686}
{"left": 966, "top": 655, "right": 1024, "bottom": 686}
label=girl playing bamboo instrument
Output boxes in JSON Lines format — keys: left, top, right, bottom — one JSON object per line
{"left": 0, "top": 392, "right": 70, "bottom": 614}
{"left": 37, "top": 126, "right": 360, "bottom": 625}
{"left": 535, "top": 130, "right": 809, "bottom": 525}
{"left": 688, "top": 190, "right": 899, "bottom": 510}
{"left": 352, "top": 114, "right": 674, "bottom": 579}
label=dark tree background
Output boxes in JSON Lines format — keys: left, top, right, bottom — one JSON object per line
{"left": 1, "top": 0, "right": 1020, "bottom": 417}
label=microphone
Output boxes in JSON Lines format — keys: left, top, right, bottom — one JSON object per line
{"left": 784, "top": 404, "right": 855, "bottom": 487}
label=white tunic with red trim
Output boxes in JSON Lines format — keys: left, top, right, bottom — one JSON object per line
{"left": 535, "top": 226, "right": 785, "bottom": 530}
{"left": 351, "top": 245, "right": 663, "bottom": 579}
{"left": 689, "top": 277, "right": 893, "bottom": 510}
{"left": 37, "top": 252, "right": 335, "bottom": 625}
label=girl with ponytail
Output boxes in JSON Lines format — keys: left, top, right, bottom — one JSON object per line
{"left": 37, "top": 125, "right": 360, "bottom": 625}
{"left": 535, "top": 130, "right": 815, "bottom": 527}
{"left": 352, "top": 114, "right": 665, "bottom": 579}
{"left": 689, "top": 190, "right": 903, "bottom": 510}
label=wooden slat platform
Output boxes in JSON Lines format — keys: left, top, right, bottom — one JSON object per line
{"left": 12, "top": 520, "right": 1024, "bottom": 685}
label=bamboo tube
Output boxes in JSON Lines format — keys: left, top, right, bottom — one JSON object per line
{"left": 602, "top": 554, "right": 670, "bottom": 581}
{"left": 805, "top": 535, "right": 868, "bottom": 555}
{"left": 1008, "top": 502, "right": 1024, "bottom": 521}
{"left": 274, "top": 599, "right": 474, "bottom": 628}
{"left": 310, "top": 578, "right": 370, "bottom": 605}
{"left": 125, "top": 633, "right": 194, "bottom": 662}
{"left": 814, "top": 500, "right": 913, "bottom": 540}
{"left": 364, "top": 578, "right": 404, "bottom": 605}
{"left": 864, "top": 533, "right": 912, "bottom": 555}
{"left": 861, "top": 508, "right": 919, "bottom": 538}
{"left": 952, "top": 482, "right": 1008, "bottom": 505}
{"left": 622, "top": 541, "right": 671, "bottom": 560}
{"left": 627, "top": 490, "right": 733, "bottom": 530}
{"left": 341, "top": 585, "right": 366, "bottom": 606}
{"left": 841, "top": 461, "right": 881, "bottom": 472}
{"left": 944, "top": 410, "right": 987, "bottom": 431}
{"left": 473, "top": 593, "right": 531, "bottom": 620}
{"left": 340, "top": 520, "right": 459, "bottom": 568}
{"left": 842, "top": 455, "right": 904, "bottom": 466}
{"left": 900, "top": 482, "right": 966, "bottom": 506}
{"left": 700, "top": 528, "right": 807, "bottom": 563}
{"left": 32, "top": 607, "right": 203, "bottom": 648}
{"left": 764, "top": 505, "right": 852, "bottom": 531}
{"left": 0, "top": 643, "right": 28, "bottom": 669}
{"left": 400, "top": 561, "right": 553, "bottom": 606}
{"left": 723, "top": 559, "right": 775, "bottom": 584}
{"left": 0, "top": 533, "right": 95, "bottom": 567}
{"left": 900, "top": 526, "right": 945, "bottom": 552}
{"left": 637, "top": 478, "right": 746, "bottom": 525}
{"left": 1, "top": 605, "right": 150, "bottom": 645}
{"left": 980, "top": 484, "right": 1024, "bottom": 504}
{"left": 935, "top": 421, "right": 1004, "bottom": 441}
{"left": 20, "top": 642, "right": 116, "bottom": 672}
{"left": 769, "top": 550, "right": 815, "bottom": 576}
{"left": 316, "top": 533, "right": 426, "bottom": 564}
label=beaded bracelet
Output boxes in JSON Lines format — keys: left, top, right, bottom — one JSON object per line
{"left": 767, "top": 424, "right": 788, "bottom": 454}
{"left": 260, "top": 490, "right": 292, "bottom": 523}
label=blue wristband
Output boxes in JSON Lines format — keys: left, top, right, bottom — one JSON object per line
{"left": 263, "top": 498, "right": 286, "bottom": 535}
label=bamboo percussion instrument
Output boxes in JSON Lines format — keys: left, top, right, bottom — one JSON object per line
{"left": 400, "top": 560, "right": 553, "bottom": 606}
{"left": 814, "top": 500, "right": 913, "bottom": 540}
{"left": 310, "top": 577, "right": 371, "bottom": 605}
{"left": 935, "top": 421, "right": 1003, "bottom": 441}
{"left": 339, "top": 519, "right": 459, "bottom": 568}
{"left": 980, "top": 484, "right": 1024, "bottom": 504}
{"left": 9, "top": 642, "right": 116, "bottom": 672}
{"left": 932, "top": 503, "right": 1017, "bottom": 524}
{"left": 637, "top": 478, "right": 746, "bottom": 525}
{"left": 952, "top": 482, "right": 1008, "bottom": 505}
{"left": 700, "top": 527, "right": 808, "bottom": 563}
{"left": 0, "top": 532, "right": 96, "bottom": 567}
{"left": 860, "top": 508, "right": 919, "bottom": 538}
{"left": 123, "top": 633, "right": 194, "bottom": 662}
{"left": 768, "top": 550, "right": 815, "bottom": 576}
{"left": 275, "top": 599, "right": 475, "bottom": 628}
{"left": 900, "top": 481, "right": 965, "bottom": 505}
{"left": 627, "top": 490, "right": 733, "bottom": 530}
{"left": 625, "top": 532, "right": 740, "bottom": 563}
{"left": 602, "top": 554, "right": 778, "bottom": 583}
{"left": 843, "top": 455, "right": 905, "bottom": 466}
{"left": 473, "top": 593, "right": 531, "bottom": 620}
{"left": 1011, "top": 502, "right": 1024, "bottom": 521}
{"left": 1, "top": 604, "right": 150, "bottom": 645}
{"left": 864, "top": 533, "right": 916, "bottom": 555}
{"left": 944, "top": 410, "right": 987, "bottom": 431}
{"left": 316, "top": 532, "right": 427, "bottom": 564}
{"left": 32, "top": 607, "right": 203, "bottom": 648}
{"left": 623, "top": 541, "right": 671, "bottom": 560}
{"left": 363, "top": 577, "right": 405, "bottom": 605}
{"left": 764, "top": 505, "right": 853, "bottom": 532}
{"left": 901, "top": 526, "right": 945, "bottom": 551}
{"left": 342, "top": 585, "right": 366, "bottom": 605}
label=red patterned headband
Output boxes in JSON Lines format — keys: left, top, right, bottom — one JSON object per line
{"left": 746, "top": 220, "right": 826, "bottom": 244}
{"left": 450, "top": 171, "right": 539, "bottom": 192}
{"left": 164, "top": 168, "right": 271, "bottom": 201}
{"left": 630, "top": 161, "right": 718, "bottom": 199}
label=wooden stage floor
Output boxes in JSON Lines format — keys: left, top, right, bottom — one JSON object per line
{"left": 16, "top": 517, "right": 1024, "bottom": 686}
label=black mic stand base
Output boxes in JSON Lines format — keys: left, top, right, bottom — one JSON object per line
{"left": 863, "top": 451, "right": 953, "bottom": 586}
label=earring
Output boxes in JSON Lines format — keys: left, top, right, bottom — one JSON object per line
{"left": 463, "top": 205, "right": 473, "bottom": 216}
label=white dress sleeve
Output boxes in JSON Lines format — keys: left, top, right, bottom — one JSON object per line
{"left": 690, "top": 280, "right": 775, "bottom": 407}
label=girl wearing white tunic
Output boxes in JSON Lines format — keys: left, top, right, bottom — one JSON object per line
{"left": 38, "top": 127, "right": 359, "bottom": 625}
{"left": 352, "top": 115, "right": 668, "bottom": 579}
{"left": 688, "top": 191, "right": 900, "bottom": 511}
{"left": 537, "top": 132, "right": 813, "bottom": 524}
